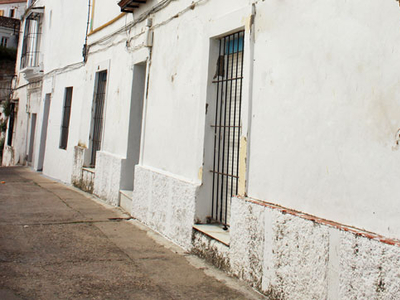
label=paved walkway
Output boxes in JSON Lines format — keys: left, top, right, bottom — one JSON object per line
{"left": 0, "top": 167, "right": 262, "bottom": 300}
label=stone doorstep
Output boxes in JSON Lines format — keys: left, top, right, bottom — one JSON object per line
{"left": 193, "top": 224, "right": 230, "bottom": 246}
{"left": 119, "top": 189, "right": 133, "bottom": 213}
{"left": 82, "top": 167, "right": 95, "bottom": 174}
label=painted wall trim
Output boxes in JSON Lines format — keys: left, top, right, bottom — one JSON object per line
{"left": 88, "top": 13, "right": 125, "bottom": 36}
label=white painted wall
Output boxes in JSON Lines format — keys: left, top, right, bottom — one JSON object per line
{"left": 140, "top": 0, "right": 249, "bottom": 182}
{"left": 41, "top": 1, "right": 87, "bottom": 73}
{"left": 41, "top": 69, "right": 86, "bottom": 183}
{"left": 0, "top": 1, "right": 26, "bottom": 19}
{"left": 90, "top": 0, "right": 123, "bottom": 31}
{"left": 8, "top": 0, "right": 89, "bottom": 182}
{"left": 247, "top": 0, "right": 400, "bottom": 240}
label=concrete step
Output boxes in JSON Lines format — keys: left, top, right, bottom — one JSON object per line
{"left": 119, "top": 190, "right": 133, "bottom": 213}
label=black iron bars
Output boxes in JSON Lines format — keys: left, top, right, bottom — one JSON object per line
{"left": 90, "top": 71, "right": 107, "bottom": 167}
{"left": 210, "top": 31, "right": 245, "bottom": 229}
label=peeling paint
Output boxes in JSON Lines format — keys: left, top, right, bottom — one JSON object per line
{"left": 132, "top": 166, "right": 198, "bottom": 250}
{"left": 198, "top": 166, "right": 203, "bottom": 181}
{"left": 243, "top": 13, "right": 253, "bottom": 32}
{"left": 93, "top": 151, "right": 124, "bottom": 206}
{"left": 77, "top": 141, "right": 87, "bottom": 148}
{"left": 238, "top": 136, "right": 247, "bottom": 196}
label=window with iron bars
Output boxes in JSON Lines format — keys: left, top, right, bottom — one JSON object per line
{"left": 1, "top": 37, "right": 8, "bottom": 47}
{"left": 89, "top": 70, "right": 107, "bottom": 167}
{"left": 210, "top": 31, "right": 245, "bottom": 229}
{"left": 21, "top": 13, "right": 42, "bottom": 69}
{"left": 59, "top": 87, "right": 73, "bottom": 150}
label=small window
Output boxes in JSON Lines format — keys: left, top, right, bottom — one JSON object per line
{"left": 9, "top": 9, "right": 15, "bottom": 18}
{"left": 1, "top": 37, "right": 8, "bottom": 47}
{"left": 0, "top": 10, "right": 4, "bottom": 17}
{"left": 59, "top": 87, "right": 73, "bottom": 149}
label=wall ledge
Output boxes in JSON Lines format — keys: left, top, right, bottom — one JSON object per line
{"left": 239, "top": 196, "right": 400, "bottom": 248}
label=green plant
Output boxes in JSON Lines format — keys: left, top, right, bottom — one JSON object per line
{"left": 0, "top": 137, "right": 4, "bottom": 160}
{"left": 1, "top": 100, "right": 12, "bottom": 117}
{"left": 0, "top": 120, "right": 7, "bottom": 133}
{"left": 0, "top": 46, "right": 17, "bottom": 61}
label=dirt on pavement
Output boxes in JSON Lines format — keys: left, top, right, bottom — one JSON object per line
{"left": 0, "top": 167, "right": 263, "bottom": 300}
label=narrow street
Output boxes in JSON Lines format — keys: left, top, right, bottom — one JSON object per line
{"left": 0, "top": 167, "right": 262, "bottom": 300}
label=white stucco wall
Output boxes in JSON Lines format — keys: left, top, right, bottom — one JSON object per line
{"left": 247, "top": 0, "right": 400, "bottom": 240}
{"left": 90, "top": 0, "right": 124, "bottom": 32}
{"left": 9, "top": 0, "right": 89, "bottom": 182}
{"left": 41, "top": 68, "right": 86, "bottom": 183}
{"left": 227, "top": 196, "right": 400, "bottom": 299}
{"left": 93, "top": 151, "right": 124, "bottom": 206}
{"left": 132, "top": 165, "right": 198, "bottom": 250}
{"left": 82, "top": 49, "right": 132, "bottom": 158}
{"left": 339, "top": 230, "right": 400, "bottom": 299}
{"left": 41, "top": 1, "right": 87, "bottom": 73}
{"left": 140, "top": 0, "right": 250, "bottom": 182}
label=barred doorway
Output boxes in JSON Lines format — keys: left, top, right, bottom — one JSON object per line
{"left": 89, "top": 70, "right": 107, "bottom": 167}
{"left": 210, "top": 31, "right": 244, "bottom": 228}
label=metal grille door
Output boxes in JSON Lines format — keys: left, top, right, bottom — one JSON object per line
{"left": 90, "top": 71, "right": 107, "bottom": 167}
{"left": 210, "top": 31, "right": 244, "bottom": 228}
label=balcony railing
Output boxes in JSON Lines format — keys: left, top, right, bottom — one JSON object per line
{"left": 20, "top": 10, "right": 43, "bottom": 79}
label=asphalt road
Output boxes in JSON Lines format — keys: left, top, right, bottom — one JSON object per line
{"left": 0, "top": 167, "right": 262, "bottom": 300}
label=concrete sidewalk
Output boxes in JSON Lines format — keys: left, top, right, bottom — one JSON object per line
{"left": 0, "top": 167, "right": 263, "bottom": 300}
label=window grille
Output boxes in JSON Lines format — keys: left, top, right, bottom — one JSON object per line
{"left": 1, "top": 37, "right": 8, "bottom": 47}
{"left": 90, "top": 71, "right": 107, "bottom": 167}
{"left": 210, "top": 31, "right": 245, "bottom": 228}
{"left": 59, "top": 87, "right": 73, "bottom": 150}
{"left": 21, "top": 14, "right": 42, "bottom": 69}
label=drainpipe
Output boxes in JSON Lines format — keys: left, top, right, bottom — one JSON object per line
{"left": 83, "top": 0, "right": 91, "bottom": 62}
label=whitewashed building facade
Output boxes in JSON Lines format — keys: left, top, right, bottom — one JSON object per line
{"left": 0, "top": 0, "right": 26, "bottom": 20}
{"left": 3, "top": 0, "right": 400, "bottom": 298}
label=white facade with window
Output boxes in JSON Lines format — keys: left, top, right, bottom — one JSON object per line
{"left": 0, "top": 12, "right": 21, "bottom": 49}
{"left": 4, "top": 0, "right": 400, "bottom": 298}
{"left": 0, "top": 0, "right": 26, "bottom": 20}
